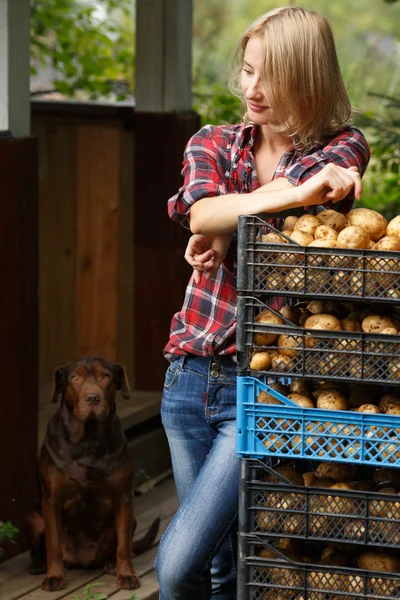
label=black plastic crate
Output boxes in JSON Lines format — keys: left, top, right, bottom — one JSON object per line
{"left": 237, "top": 215, "right": 400, "bottom": 303}
{"left": 240, "top": 458, "right": 400, "bottom": 549}
{"left": 236, "top": 295, "right": 400, "bottom": 386}
{"left": 237, "top": 536, "right": 400, "bottom": 600}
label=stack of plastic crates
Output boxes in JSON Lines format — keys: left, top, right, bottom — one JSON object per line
{"left": 236, "top": 214, "right": 400, "bottom": 600}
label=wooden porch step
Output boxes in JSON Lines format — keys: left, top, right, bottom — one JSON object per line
{"left": 38, "top": 387, "right": 162, "bottom": 447}
{"left": 0, "top": 476, "right": 178, "bottom": 600}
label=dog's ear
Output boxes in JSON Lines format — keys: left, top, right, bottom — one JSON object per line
{"left": 114, "top": 364, "right": 131, "bottom": 399}
{"left": 50, "top": 366, "right": 67, "bottom": 403}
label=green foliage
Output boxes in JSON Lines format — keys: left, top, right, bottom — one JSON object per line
{"left": 193, "top": 85, "right": 242, "bottom": 126}
{"left": 31, "top": 0, "right": 134, "bottom": 99}
{"left": 0, "top": 521, "right": 19, "bottom": 557}
{"left": 354, "top": 95, "right": 400, "bottom": 219}
{"left": 71, "top": 582, "right": 107, "bottom": 600}
{"left": 71, "top": 582, "right": 139, "bottom": 600}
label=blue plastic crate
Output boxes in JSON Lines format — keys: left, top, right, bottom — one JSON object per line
{"left": 236, "top": 375, "right": 400, "bottom": 466}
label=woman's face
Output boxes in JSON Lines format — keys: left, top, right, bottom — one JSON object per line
{"left": 240, "top": 36, "right": 278, "bottom": 126}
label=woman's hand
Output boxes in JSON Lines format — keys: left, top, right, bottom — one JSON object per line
{"left": 184, "top": 233, "right": 232, "bottom": 284}
{"left": 296, "top": 164, "right": 362, "bottom": 207}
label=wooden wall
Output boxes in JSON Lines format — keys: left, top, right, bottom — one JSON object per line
{"left": 32, "top": 102, "right": 199, "bottom": 393}
{"left": 32, "top": 102, "right": 135, "bottom": 392}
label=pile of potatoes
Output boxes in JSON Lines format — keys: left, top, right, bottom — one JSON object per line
{"left": 264, "top": 208, "right": 400, "bottom": 252}
{"left": 250, "top": 298, "right": 400, "bottom": 381}
{"left": 254, "top": 463, "right": 400, "bottom": 583}
{"left": 260, "top": 208, "right": 400, "bottom": 298}
{"left": 256, "top": 378, "right": 400, "bottom": 461}
{"left": 256, "top": 535, "right": 400, "bottom": 599}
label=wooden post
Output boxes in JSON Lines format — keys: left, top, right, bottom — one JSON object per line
{"left": 0, "top": 0, "right": 30, "bottom": 137}
{"left": 0, "top": 0, "right": 38, "bottom": 557}
{"left": 134, "top": 0, "right": 199, "bottom": 390}
{"left": 135, "top": 0, "right": 193, "bottom": 112}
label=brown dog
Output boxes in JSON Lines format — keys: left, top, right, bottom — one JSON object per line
{"left": 28, "top": 357, "right": 159, "bottom": 591}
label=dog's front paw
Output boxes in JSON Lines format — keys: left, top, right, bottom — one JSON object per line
{"left": 117, "top": 573, "right": 141, "bottom": 590}
{"left": 42, "top": 575, "right": 65, "bottom": 591}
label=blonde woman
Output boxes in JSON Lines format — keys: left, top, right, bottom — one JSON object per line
{"left": 156, "top": 6, "right": 370, "bottom": 600}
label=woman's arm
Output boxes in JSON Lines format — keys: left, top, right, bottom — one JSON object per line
{"left": 189, "top": 164, "right": 361, "bottom": 236}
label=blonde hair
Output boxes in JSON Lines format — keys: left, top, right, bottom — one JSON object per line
{"left": 229, "top": 6, "right": 352, "bottom": 149}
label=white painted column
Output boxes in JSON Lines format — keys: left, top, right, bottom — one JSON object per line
{"left": 135, "top": 0, "right": 193, "bottom": 112}
{"left": 0, "top": 0, "right": 30, "bottom": 137}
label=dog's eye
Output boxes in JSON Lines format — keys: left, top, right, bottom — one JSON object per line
{"left": 70, "top": 374, "right": 79, "bottom": 382}
{"left": 102, "top": 373, "right": 111, "bottom": 379}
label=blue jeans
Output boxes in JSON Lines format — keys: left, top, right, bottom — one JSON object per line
{"left": 155, "top": 355, "right": 239, "bottom": 600}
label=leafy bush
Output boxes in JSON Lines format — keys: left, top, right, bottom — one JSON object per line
{"left": 0, "top": 521, "right": 19, "bottom": 557}
{"left": 354, "top": 95, "right": 400, "bottom": 219}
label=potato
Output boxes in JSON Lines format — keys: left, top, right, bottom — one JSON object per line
{"left": 358, "top": 404, "right": 380, "bottom": 414}
{"left": 346, "top": 208, "right": 388, "bottom": 241}
{"left": 317, "top": 209, "right": 346, "bottom": 232}
{"left": 261, "top": 232, "right": 288, "bottom": 244}
{"left": 337, "top": 225, "right": 370, "bottom": 249}
{"left": 317, "top": 390, "right": 347, "bottom": 411}
{"left": 384, "top": 405, "right": 400, "bottom": 416}
{"left": 386, "top": 215, "right": 400, "bottom": 238}
{"left": 283, "top": 215, "right": 298, "bottom": 231}
{"left": 303, "top": 472, "right": 317, "bottom": 486}
{"left": 256, "top": 389, "right": 282, "bottom": 404}
{"left": 287, "top": 393, "right": 315, "bottom": 408}
{"left": 254, "top": 310, "right": 284, "bottom": 345}
{"left": 290, "top": 379, "right": 310, "bottom": 395}
{"left": 379, "top": 393, "right": 400, "bottom": 412}
{"left": 314, "top": 224, "right": 338, "bottom": 241}
{"left": 304, "top": 314, "right": 342, "bottom": 331}
{"left": 289, "top": 230, "right": 313, "bottom": 246}
{"left": 308, "top": 239, "right": 338, "bottom": 248}
{"left": 281, "top": 229, "right": 293, "bottom": 239}
{"left": 299, "top": 310, "right": 312, "bottom": 326}
{"left": 293, "top": 214, "right": 322, "bottom": 236}
{"left": 271, "top": 355, "right": 293, "bottom": 372}
{"left": 388, "top": 358, "right": 400, "bottom": 382}
{"left": 277, "top": 334, "right": 301, "bottom": 358}
{"left": 279, "top": 305, "right": 301, "bottom": 324}
{"left": 378, "top": 438, "right": 400, "bottom": 464}
{"left": 249, "top": 352, "right": 271, "bottom": 371}
{"left": 357, "top": 552, "right": 400, "bottom": 573}
{"left": 266, "top": 466, "right": 304, "bottom": 486}
{"left": 340, "top": 317, "right": 362, "bottom": 332}
{"left": 306, "top": 300, "right": 330, "bottom": 315}
{"left": 372, "top": 236, "right": 400, "bottom": 251}
{"left": 304, "top": 314, "right": 342, "bottom": 348}
{"left": 380, "top": 327, "right": 398, "bottom": 335}
{"left": 316, "top": 463, "right": 355, "bottom": 482}
{"left": 361, "top": 314, "right": 397, "bottom": 334}
{"left": 262, "top": 433, "right": 289, "bottom": 452}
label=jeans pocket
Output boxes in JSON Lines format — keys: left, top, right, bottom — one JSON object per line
{"left": 164, "top": 362, "right": 180, "bottom": 391}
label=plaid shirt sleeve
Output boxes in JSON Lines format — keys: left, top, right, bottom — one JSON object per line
{"left": 284, "top": 126, "right": 370, "bottom": 213}
{"left": 167, "top": 125, "right": 229, "bottom": 227}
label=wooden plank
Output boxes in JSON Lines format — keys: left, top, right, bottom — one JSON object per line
{"left": 32, "top": 120, "right": 78, "bottom": 387}
{"left": 0, "top": 567, "right": 102, "bottom": 600}
{"left": 117, "top": 129, "right": 135, "bottom": 381}
{"left": 134, "top": 477, "right": 176, "bottom": 515}
{"left": 129, "top": 427, "right": 172, "bottom": 490}
{"left": 110, "top": 570, "right": 159, "bottom": 600}
{"left": 76, "top": 125, "right": 120, "bottom": 360}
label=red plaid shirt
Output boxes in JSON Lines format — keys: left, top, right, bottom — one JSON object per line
{"left": 164, "top": 123, "right": 370, "bottom": 360}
